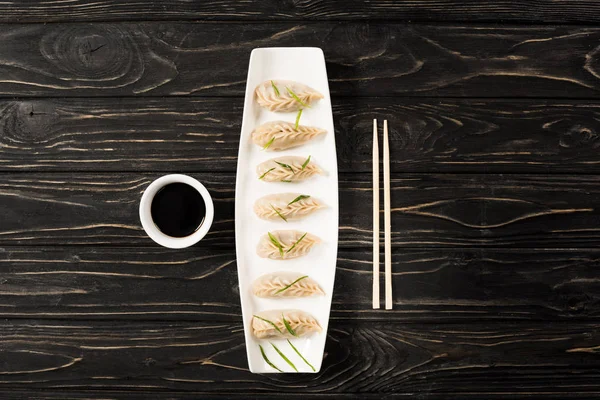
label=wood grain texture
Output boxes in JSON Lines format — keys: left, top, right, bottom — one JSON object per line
{"left": 8, "top": 98, "right": 600, "bottom": 173}
{"left": 1, "top": 173, "right": 600, "bottom": 248}
{"left": 0, "top": 320, "right": 597, "bottom": 394}
{"left": 2, "top": 23, "right": 600, "bottom": 97}
{"left": 1, "top": 5, "right": 599, "bottom": 397}
{"left": 0, "top": 98, "right": 241, "bottom": 172}
{"left": 0, "top": 247, "right": 598, "bottom": 321}
{"left": 3, "top": 392, "right": 598, "bottom": 400}
{"left": 2, "top": 1, "right": 600, "bottom": 24}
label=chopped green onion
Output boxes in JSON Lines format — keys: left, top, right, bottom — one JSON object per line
{"left": 287, "top": 339, "right": 316, "bottom": 372}
{"left": 271, "top": 80, "right": 280, "bottom": 97}
{"left": 276, "top": 275, "right": 308, "bottom": 294}
{"left": 288, "top": 194, "right": 310, "bottom": 206}
{"left": 254, "top": 315, "right": 283, "bottom": 334}
{"left": 271, "top": 342, "right": 298, "bottom": 372}
{"left": 281, "top": 180, "right": 292, "bottom": 183}
{"left": 271, "top": 204, "right": 288, "bottom": 222}
{"left": 294, "top": 109, "right": 303, "bottom": 130}
{"left": 275, "top": 161, "right": 295, "bottom": 173}
{"left": 263, "top": 137, "right": 275, "bottom": 150}
{"left": 282, "top": 314, "right": 297, "bottom": 337}
{"left": 268, "top": 232, "right": 284, "bottom": 257}
{"left": 286, "top": 232, "right": 307, "bottom": 254}
{"left": 259, "top": 344, "right": 283, "bottom": 372}
{"left": 301, "top": 155, "right": 311, "bottom": 170}
{"left": 286, "top": 87, "right": 309, "bottom": 108}
{"left": 259, "top": 167, "right": 275, "bottom": 180}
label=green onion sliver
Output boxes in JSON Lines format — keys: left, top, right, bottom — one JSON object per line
{"left": 294, "top": 109, "right": 303, "bottom": 130}
{"left": 288, "top": 195, "right": 310, "bottom": 206}
{"left": 271, "top": 80, "right": 280, "bottom": 97}
{"left": 268, "top": 232, "right": 284, "bottom": 257}
{"left": 286, "top": 87, "right": 309, "bottom": 108}
{"left": 275, "top": 275, "right": 308, "bottom": 294}
{"left": 270, "top": 205, "right": 288, "bottom": 222}
{"left": 301, "top": 155, "right": 311, "bottom": 170}
{"left": 287, "top": 339, "right": 316, "bottom": 372}
{"left": 275, "top": 161, "right": 294, "bottom": 173}
{"left": 282, "top": 314, "right": 298, "bottom": 337}
{"left": 286, "top": 232, "right": 307, "bottom": 254}
{"left": 263, "top": 137, "right": 275, "bottom": 150}
{"left": 254, "top": 314, "right": 282, "bottom": 334}
{"left": 259, "top": 167, "right": 275, "bottom": 180}
{"left": 259, "top": 344, "right": 283, "bottom": 372}
{"left": 271, "top": 342, "right": 298, "bottom": 372}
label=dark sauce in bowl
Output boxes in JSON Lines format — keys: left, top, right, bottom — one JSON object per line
{"left": 151, "top": 182, "right": 205, "bottom": 237}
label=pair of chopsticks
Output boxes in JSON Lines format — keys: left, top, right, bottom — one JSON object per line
{"left": 372, "top": 119, "right": 392, "bottom": 310}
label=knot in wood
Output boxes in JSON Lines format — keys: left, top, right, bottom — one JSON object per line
{"left": 559, "top": 124, "right": 599, "bottom": 148}
{"left": 39, "top": 25, "right": 129, "bottom": 80}
{"left": 0, "top": 101, "right": 57, "bottom": 143}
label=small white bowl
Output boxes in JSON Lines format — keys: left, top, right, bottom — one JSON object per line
{"left": 139, "top": 174, "right": 214, "bottom": 249}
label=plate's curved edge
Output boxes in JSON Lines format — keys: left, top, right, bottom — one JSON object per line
{"left": 313, "top": 45, "right": 339, "bottom": 374}
{"left": 235, "top": 47, "right": 338, "bottom": 374}
{"left": 234, "top": 48, "right": 259, "bottom": 373}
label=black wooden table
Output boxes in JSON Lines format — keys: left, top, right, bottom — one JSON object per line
{"left": 1, "top": 2, "right": 600, "bottom": 399}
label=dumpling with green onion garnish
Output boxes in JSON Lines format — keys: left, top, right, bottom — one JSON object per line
{"left": 257, "top": 230, "right": 320, "bottom": 260}
{"left": 253, "top": 272, "right": 324, "bottom": 298}
{"left": 254, "top": 193, "right": 324, "bottom": 222}
{"left": 256, "top": 156, "right": 323, "bottom": 183}
{"left": 255, "top": 80, "right": 323, "bottom": 112}
{"left": 252, "top": 309, "right": 322, "bottom": 339}
{"left": 252, "top": 121, "right": 326, "bottom": 151}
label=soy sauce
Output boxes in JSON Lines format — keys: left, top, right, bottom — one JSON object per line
{"left": 151, "top": 183, "right": 205, "bottom": 237}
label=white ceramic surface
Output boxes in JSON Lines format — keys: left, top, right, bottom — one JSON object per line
{"left": 139, "top": 174, "right": 214, "bottom": 249}
{"left": 235, "top": 47, "right": 338, "bottom": 373}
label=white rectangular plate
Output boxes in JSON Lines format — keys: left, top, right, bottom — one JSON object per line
{"left": 235, "top": 47, "right": 338, "bottom": 373}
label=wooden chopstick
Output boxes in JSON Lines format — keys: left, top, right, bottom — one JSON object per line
{"left": 383, "top": 120, "right": 393, "bottom": 309}
{"left": 372, "top": 119, "right": 380, "bottom": 309}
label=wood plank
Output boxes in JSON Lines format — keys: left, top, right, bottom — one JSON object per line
{"left": 0, "top": 247, "right": 598, "bottom": 321}
{"left": 1, "top": 23, "right": 600, "bottom": 97}
{"left": 0, "top": 98, "right": 242, "bottom": 172}
{"left": 2, "top": 391, "right": 598, "bottom": 400}
{"left": 0, "top": 173, "right": 599, "bottom": 248}
{"left": 2, "top": 1, "right": 600, "bottom": 24}
{"left": 7, "top": 97, "right": 600, "bottom": 174}
{"left": 0, "top": 320, "right": 597, "bottom": 394}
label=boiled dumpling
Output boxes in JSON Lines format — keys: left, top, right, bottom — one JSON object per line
{"left": 255, "top": 80, "right": 323, "bottom": 112}
{"left": 257, "top": 230, "right": 320, "bottom": 260}
{"left": 254, "top": 193, "right": 324, "bottom": 221}
{"left": 252, "top": 309, "right": 322, "bottom": 339}
{"left": 253, "top": 272, "right": 324, "bottom": 298}
{"left": 252, "top": 121, "right": 326, "bottom": 151}
{"left": 256, "top": 156, "right": 323, "bottom": 183}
